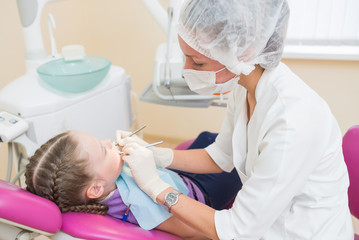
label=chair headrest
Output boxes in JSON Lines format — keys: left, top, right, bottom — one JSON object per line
{"left": 0, "top": 180, "right": 62, "bottom": 234}
{"left": 0, "top": 180, "right": 181, "bottom": 239}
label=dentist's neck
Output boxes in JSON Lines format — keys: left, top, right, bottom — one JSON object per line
{"left": 238, "top": 64, "right": 264, "bottom": 97}
{"left": 238, "top": 64, "right": 264, "bottom": 120}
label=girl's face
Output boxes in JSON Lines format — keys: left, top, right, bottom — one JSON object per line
{"left": 73, "top": 131, "right": 124, "bottom": 195}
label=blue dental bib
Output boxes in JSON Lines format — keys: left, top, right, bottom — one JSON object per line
{"left": 115, "top": 166, "right": 189, "bottom": 230}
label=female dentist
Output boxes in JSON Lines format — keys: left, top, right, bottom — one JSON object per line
{"left": 119, "top": 0, "right": 354, "bottom": 239}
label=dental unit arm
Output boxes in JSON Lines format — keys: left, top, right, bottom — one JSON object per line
{"left": 0, "top": 112, "right": 37, "bottom": 186}
{"left": 139, "top": 0, "right": 228, "bottom": 108}
{"left": 16, "top": 0, "right": 62, "bottom": 61}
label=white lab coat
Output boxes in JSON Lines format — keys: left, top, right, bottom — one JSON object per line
{"left": 206, "top": 63, "right": 354, "bottom": 240}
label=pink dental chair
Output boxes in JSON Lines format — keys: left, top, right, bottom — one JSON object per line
{"left": 0, "top": 179, "right": 181, "bottom": 240}
{"left": 342, "top": 125, "right": 359, "bottom": 240}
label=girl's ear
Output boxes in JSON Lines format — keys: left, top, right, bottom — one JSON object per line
{"left": 86, "top": 182, "right": 105, "bottom": 199}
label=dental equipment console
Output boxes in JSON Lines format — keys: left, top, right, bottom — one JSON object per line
{"left": 1, "top": 0, "right": 133, "bottom": 183}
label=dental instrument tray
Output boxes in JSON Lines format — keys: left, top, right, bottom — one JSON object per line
{"left": 37, "top": 56, "right": 111, "bottom": 93}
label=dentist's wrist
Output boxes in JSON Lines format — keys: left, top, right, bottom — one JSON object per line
{"left": 156, "top": 187, "right": 174, "bottom": 205}
{"left": 143, "top": 177, "right": 171, "bottom": 203}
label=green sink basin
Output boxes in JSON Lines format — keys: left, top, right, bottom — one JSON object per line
{"left": 37, "top": 56, "right": 111, "bottom": 93}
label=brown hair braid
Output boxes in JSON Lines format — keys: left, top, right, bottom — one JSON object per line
{"left": 25, "top": 131, "right": 108, "bottom": 215}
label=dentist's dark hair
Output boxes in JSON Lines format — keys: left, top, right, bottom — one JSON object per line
{"left": 25, "top": 131, "right": 108, "bottom": 215}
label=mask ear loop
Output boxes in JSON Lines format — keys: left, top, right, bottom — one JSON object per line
{"left": 215, "top": 67, "right": 227, "bottom": 73}
{"left": 214, "top": 67, "right": 227, "bottom": 103}
{"left": 215, "top": 73, "right": 240, "bottom": 102}
{"left": 234, "top": 74, "right": 240, "bottom": 83}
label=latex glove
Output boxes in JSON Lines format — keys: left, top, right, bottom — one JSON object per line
{"left": 122, "top": 142, "right": 170, "bottom": 203}
{"left": 116, "top": 130, "right": 174, "bottom": 168}
{"left": 116, "top": 130, "right": 147, "bottom": 146}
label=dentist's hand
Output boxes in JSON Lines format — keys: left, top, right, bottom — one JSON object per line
{"left": 122, "top": 142, "right": 170, "bottom": 203}
{"left": 116, "top": 130, "right": 174, "bottom": 168}
{"left": 116, "top": 130, "right": 148, "bottom": 146}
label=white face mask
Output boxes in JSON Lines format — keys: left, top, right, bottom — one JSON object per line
{"left": 182, "top": 67, "right": 239, "bottom": 95}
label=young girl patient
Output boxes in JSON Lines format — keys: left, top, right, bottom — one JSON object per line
{"left": 25, "top": 130, "right": 241, "bottom": 239}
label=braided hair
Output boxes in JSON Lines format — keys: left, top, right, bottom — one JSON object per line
{"left": 25, "top": 131, "right": 108, "bottom": 215}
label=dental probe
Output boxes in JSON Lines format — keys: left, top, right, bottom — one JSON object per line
{"left": 113, "top": 125, "right": 147, "bottom": 146}
{"left": 127, "top": 125, "right": 147, "bottom": 137}
{"left": 118, "top": 141, "right": 164, "bottom": 155}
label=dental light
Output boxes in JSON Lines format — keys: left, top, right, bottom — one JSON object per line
{"left": 139, "top": 0, "right": 227, "bottom": 108}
